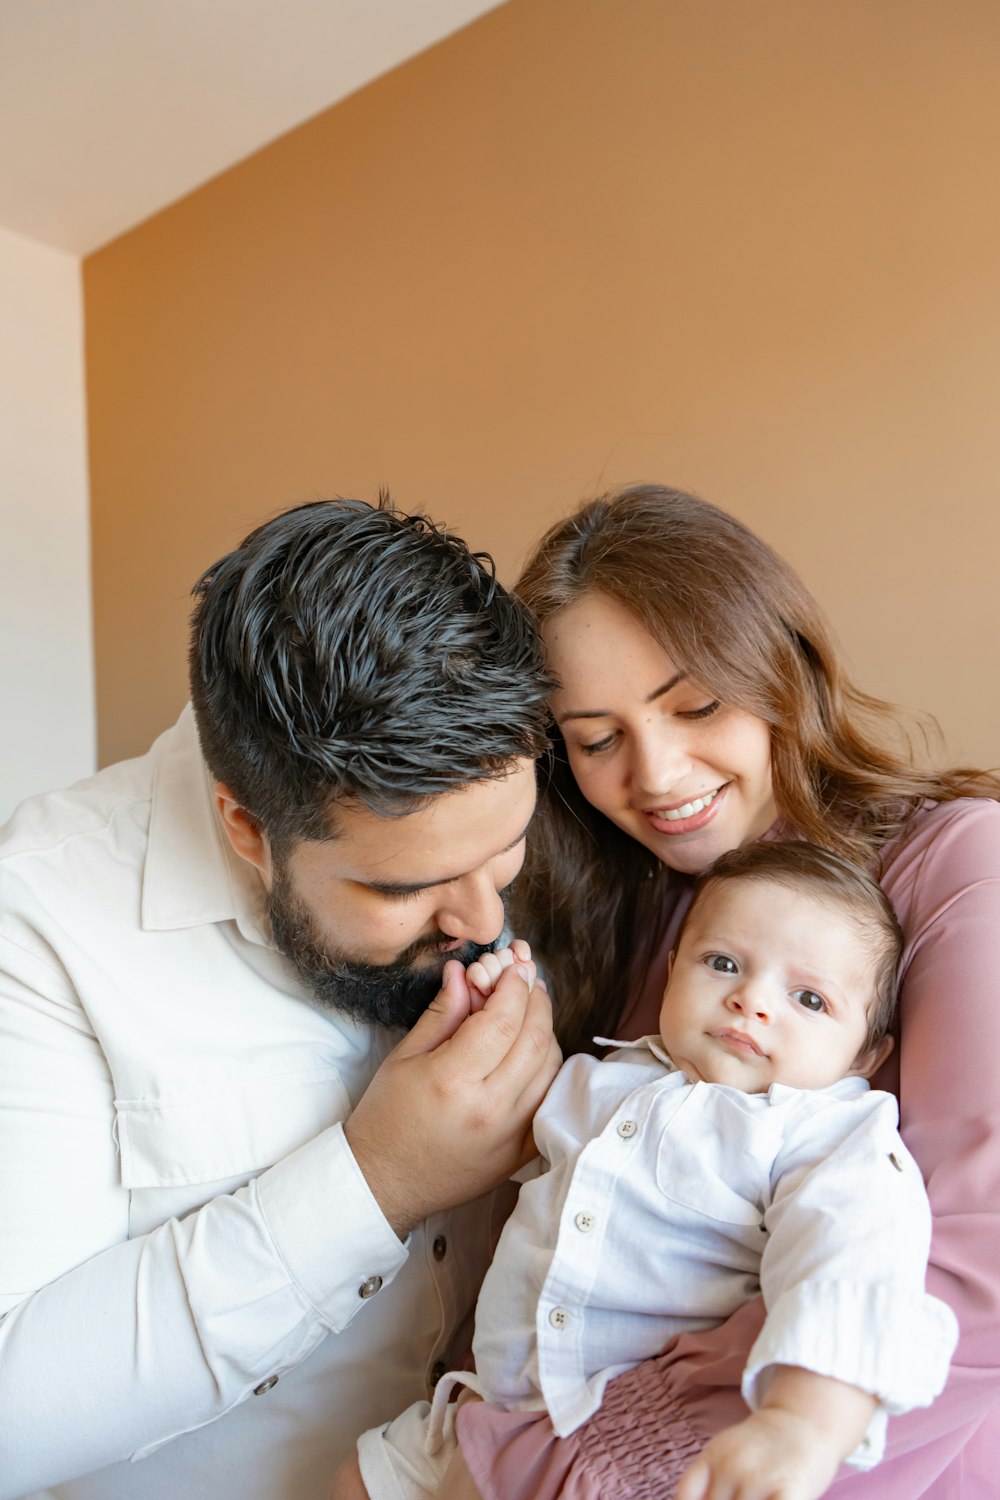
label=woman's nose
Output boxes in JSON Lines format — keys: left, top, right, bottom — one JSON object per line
{"left": 630, "top": 723, "right": 692, "bottom": 800}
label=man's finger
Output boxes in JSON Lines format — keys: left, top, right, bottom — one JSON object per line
{"left": 478, "top": 973, "right": 558, "bottom": 1098}
{"left": 436, "top": 962, "right": 538, "bottom": 1077}
{"left": 391, "top": 960, "right": 471, "bottom": 1059}
{"left": 505, "top": 1027, "right": 562, "bottom": 1125}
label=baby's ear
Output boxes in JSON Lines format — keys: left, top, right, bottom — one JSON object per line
{"left": 850, "top": 1033, "right": 894, "bottom": 1080}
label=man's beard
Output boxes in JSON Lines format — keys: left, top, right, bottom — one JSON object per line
{"left": 267, "top": 868, "right": 503, "bottom": 1031}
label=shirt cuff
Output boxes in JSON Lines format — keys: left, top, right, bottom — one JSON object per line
{"left": 743, "top": 1280, "right": 960, "bottom": 1469}
{"left": 255, "top": 1120, "right": 409, "bottom": 1333}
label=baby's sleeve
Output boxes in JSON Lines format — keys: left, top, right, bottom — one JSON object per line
{"left": 746, "top": 1091, "right": 959, "bottom": 1469}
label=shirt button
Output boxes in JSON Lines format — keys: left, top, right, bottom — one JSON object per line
{"left": 433, "top": 1235, "right": 448, "bottom": 1261}
{"left": 359, "top": 1275, "right": 384, "bottom": 1299}
{"left": 549, "top": 1306, "right": 569, "bottom": 1329}
{"left": 617, "top": 1119, "right": 638, "bottom": 1138}
{"left": 574, "top": 1211, "right": 596, "bottom": 1233}
{"left": 429, "top": 1360, "right": 448, "bottom": 1386}
{"left": 253, "top": 1375, "right": 278, "bottom": 1395}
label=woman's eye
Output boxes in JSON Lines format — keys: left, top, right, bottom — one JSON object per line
{"left": 794, "top": 989, "right": 826, "bottom": 1013}
{"left": 679, "top": 699, "right": 721, "bottom": 721}
{"left": 706, "top": 954, "right": 738, "bottom": 974}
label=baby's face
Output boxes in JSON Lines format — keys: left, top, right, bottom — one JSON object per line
{"left": 658, "top": 878, "right": 883, "bottom": 1092}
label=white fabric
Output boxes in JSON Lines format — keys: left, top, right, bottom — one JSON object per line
{"left": 0, "top": 707, "right": 502, "bottom": 1500}
{"left": 357, "top": 1389, "right": 466, "bottom": 1500}
{"left": 471, "top": 1038, "right": 958, "bottom": 1465}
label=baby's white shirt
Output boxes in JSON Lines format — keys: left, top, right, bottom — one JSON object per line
{"left": 471, "top": 1038, "right": 958, "bottom": 1467}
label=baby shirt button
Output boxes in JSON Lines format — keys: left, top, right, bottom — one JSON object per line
{"left": 359, "top": 1275, "right": 384, "bottom": 1299}
{"left": 253, "top": 1375, "right": 279, "bottom": 1396}
{"left": 574, "top": 1211, "right": 596, "bottom": 1233}
{"left": 617, "top": 1119, "right": 638, "bottom": 1139}
{"left": 549, "top": 1306, "right": 569, "bottom": 1329}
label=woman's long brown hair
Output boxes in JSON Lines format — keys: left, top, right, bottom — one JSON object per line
{"left": 512, "top": 484, "right": 999, "bottom": 1052}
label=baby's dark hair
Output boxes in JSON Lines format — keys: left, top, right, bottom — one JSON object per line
{"left": 680, "top": 841, "right": 903, "bottom": 1053}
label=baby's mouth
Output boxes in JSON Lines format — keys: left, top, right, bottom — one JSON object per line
{"left": 712, "top": 1028, "right": 763, "bottom": 1057}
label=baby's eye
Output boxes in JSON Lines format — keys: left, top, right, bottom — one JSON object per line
{"left": 793, "top": 989, "right": 826, "bottom": 1013}
{"left": 705, "top": 954, "right": 739, "bottom": 974}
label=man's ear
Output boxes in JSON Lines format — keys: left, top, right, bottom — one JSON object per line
{"left": 214, "top": 784, "right": 272, "bottom": 880}
{"left": 850, "top": 1033, "right": 894, "bottom": 1081}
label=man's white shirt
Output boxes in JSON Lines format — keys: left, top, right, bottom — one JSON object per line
{"left": 0, "top": 707, "right": 502, "bottom": 1500}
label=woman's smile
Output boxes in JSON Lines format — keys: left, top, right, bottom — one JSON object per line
{"left": 642, "top": 783, "right": 727, "bottom": 835}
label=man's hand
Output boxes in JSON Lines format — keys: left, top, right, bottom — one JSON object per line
{"left": 344, "top": 951, "right": 561, "bottom": 1237}
{"left": 675, "top": 1366, "right": 876, "bottom": 1500}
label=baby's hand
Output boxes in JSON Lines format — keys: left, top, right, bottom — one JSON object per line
{"left": 674, "top": 1408, "right": 844, "bottom": 1500}
{"left": 466, "top": 940, "right": 536, "bottom": 1011}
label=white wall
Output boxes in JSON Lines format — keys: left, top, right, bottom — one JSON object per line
{"left": 0, "top": 224, "right": 95, "bottom": 823}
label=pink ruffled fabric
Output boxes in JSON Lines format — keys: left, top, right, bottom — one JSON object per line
{"left": 458, "top": 1302, "right": 764, "bottom": 1499}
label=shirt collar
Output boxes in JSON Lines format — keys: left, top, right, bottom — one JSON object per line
{"left": 594, "top": 1034, "right": 677, "bottom": 1069}
{"left": 141, "top": 704, "right": 270, "bottom": 945}
{"left": 595, "top": 1034, "right": 871, "bottom": 1103}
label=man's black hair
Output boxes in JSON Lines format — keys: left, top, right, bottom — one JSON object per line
{"left": 189, "top": 496, "right": 554, "bottom": 848}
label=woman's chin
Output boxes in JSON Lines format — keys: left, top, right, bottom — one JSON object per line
{"left": 638, "top": 824, "right": 734, "bottom": 878}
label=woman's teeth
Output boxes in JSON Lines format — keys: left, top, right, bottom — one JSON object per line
{"left": 655, "top": 789, "right": 720, "bottom": 821}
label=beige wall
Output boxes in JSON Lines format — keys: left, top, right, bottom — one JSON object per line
{"left": 1, "top": 225, "right": 94, "bottom": 820}
{"left": 84, "top": 0, "right": 1000, "bottom": 770}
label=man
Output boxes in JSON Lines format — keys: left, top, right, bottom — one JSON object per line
{"left": 0, "top": 498, "right": 560, "bottom": 1500}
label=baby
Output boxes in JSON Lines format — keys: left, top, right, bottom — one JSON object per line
{"left": 339, "top": 841, "right": 959, "bottom": 1500}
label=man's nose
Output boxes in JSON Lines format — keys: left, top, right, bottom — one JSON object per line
{"left": 434, "top": 873, "right": 505, "bottom": 947}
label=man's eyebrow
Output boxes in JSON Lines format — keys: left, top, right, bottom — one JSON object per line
{"left": 556, "top": 672, "right": 686, "bottom": 725}
{"left": 362, "top": 819, "right": 534, "bottom": 896}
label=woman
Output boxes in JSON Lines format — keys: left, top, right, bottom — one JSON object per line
{"left": 455, "top": 484, "right": 1000, "bottom": 1498}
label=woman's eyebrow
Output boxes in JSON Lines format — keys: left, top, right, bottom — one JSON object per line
{"left": 556, "top": 672, "right": 687, "bottom": 725}
{"left": 647, "top": 671, "right": 687, "bottom": 702}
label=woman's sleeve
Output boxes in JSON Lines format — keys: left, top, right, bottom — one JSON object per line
{"left": 458, "top": 801, "right": 1000, "bottom": 1498}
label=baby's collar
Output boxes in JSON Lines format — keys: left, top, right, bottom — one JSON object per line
{"left": 593, "top": 1034, "right": 675, "bottom": 1068}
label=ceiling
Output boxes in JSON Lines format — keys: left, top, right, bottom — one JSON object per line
{"left": 0, "top": 0, "right": 506, "bottom": 256}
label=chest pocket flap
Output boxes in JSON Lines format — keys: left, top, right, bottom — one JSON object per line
{"left": 655, "top": 1084, "right": 777, "bottom": 1226}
